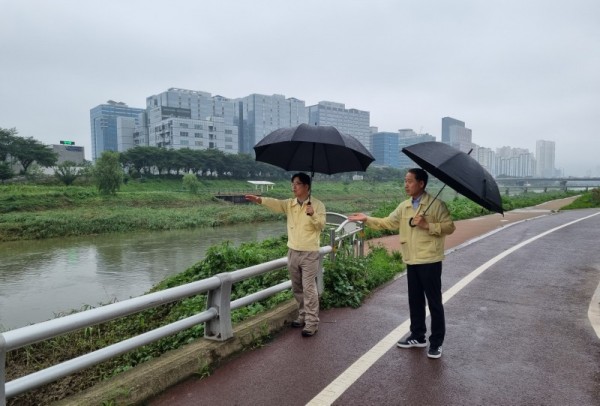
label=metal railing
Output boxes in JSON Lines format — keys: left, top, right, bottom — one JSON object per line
{"left": 0, "top": 215, "right": 363, "bottom": 405}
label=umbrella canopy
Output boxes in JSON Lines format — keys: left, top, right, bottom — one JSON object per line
{"left": 402, "top": 141, "right": 504, "bottom": 214}
{"left": 254, "top": 123, "right": 375, "bottom": 175}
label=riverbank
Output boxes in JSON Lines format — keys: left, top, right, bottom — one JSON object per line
{"left": 0, "top": 179, "right": 404, "bottom": 241}
{"left": 0, "top": 179, "right": 586, "bottom": 242}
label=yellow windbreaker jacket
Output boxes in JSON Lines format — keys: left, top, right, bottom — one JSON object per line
{"left": 260, "top": 196, "right": 326, "bottom": 252}
{"left": 365, "top": 192, "right": 455, "bottom": 265}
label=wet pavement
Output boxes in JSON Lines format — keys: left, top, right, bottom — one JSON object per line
{"left": 149, "top": 197, "right": 600, "bottom": 405}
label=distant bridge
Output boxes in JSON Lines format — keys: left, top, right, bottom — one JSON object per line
{"left": 495, "top": 177, "right": 600, "bottom": 187}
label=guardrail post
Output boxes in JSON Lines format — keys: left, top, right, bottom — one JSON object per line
{"left": 204, "top": 273, "right": 233, "bottom": 341}
{"left": 329, "top": 228, "right": 336, "bottom": 262}
{"left": 317, "top": 253, "right": 324, "bottom": 295}
{"left": 1, "top": 334, "right": 6, "bottom": 406}
{"left": 358, "top": 227, "right": 365, "bottom": 257}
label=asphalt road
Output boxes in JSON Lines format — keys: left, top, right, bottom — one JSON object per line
{"left": 149, "top": 205, "right": 600, "bottom": 406}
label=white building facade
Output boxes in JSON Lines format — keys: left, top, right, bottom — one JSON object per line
{"left": 308, "top": 101, "right": 371, "bottom": 152}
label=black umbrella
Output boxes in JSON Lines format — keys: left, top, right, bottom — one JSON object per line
{"left": 254, "top": 123, "right": 375, "bottom": 176}
{"left": 402, "top": 141, "right": 503, "bottom": 216}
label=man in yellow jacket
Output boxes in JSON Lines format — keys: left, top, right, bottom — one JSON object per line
{"left": 348, "top": 168, "right": 455, "bottom": 358}
{"left": 245, "top": 172, "right": 326, "bottom": 337}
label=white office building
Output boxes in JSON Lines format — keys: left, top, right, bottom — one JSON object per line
{"left": 308, "top": 101, "right": 371, "bottom": 152}
{"left": 237, "top": 94, "right": 308, "bottom": 154}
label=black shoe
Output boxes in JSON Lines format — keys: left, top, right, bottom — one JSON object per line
{"left": 291, "top": 317, "right": 305, "bottom": 328}
{"left": 301, "top": 324, "right": 318, "bottom": 337}
{"left": 397, "top": 335, "right": 427, "bottom": 348}
{"left": 427, "top": 345, "right": 442, "bottom": 359}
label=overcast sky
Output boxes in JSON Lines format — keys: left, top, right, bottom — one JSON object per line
{"left": 2, "top": 0, "right": 599, "bottom": 176}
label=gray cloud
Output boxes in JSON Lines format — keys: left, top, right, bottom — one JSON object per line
{"left": 2, "top": 0, "right": 599, "bottom": 175}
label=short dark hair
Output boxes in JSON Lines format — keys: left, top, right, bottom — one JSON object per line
{"left": 408, "top": 168, "right": 428, "bottom": 187}
{"left": 291, "top": 172, "right": 311, "bottom": 188}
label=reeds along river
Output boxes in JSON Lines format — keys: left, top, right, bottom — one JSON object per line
{"left": 0, "top": 221, "right": 286, "bottom": 331}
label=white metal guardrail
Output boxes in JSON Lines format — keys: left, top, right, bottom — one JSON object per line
{"left": 0, "top": 216, "right": 364, "bottom": 405}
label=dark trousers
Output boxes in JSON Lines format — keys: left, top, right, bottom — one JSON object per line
{"left": 406, "top": 262, "right": 445, "bottom": 347}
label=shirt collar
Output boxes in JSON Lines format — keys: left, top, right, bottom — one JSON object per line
{"left": 411, "top": 194, "right": 423, "bottom": 209}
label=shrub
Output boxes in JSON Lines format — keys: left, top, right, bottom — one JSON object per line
{"left": 93, "top": 151, "right": 123, "bottom": 195}
{"left": 182, "top": 173, "right": 201, "bottom": 194}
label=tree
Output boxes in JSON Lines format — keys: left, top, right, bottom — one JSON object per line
{"left": 10, "top": 136, "right": 58, "bottom": 173}
{"left": 54, "top": 161, "right": 81, "bottom": 186}
{"left": 0, "top": 161, "right": 13, "bottom": 183}
{"left": 120, "top": 146, "right": 156, "bottom": 175}
{"left": 0, "top": 127, "right": 18, "bottom": 161}
{"left": 94, "top": 151, "right": 123, "bottom": 195}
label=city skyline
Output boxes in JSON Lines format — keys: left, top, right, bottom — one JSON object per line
{"left": 91, "top": 90, "right": 555, "bottom": 179}
{"left": 2, "top": 1, "right": 599, "bottom": 176}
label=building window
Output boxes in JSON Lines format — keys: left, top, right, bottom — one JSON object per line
{"left": 225, "top": 129, "right": 233, "bottom": 135}
{"left": 181, "top": 140, "right": 189, "bottom": 145}
{"left": 225, "top": 145, "right": 233, "bottom": 150}
{"left": 180, "top": 132, "right": 189, "bottom": 137}
{"left": 194, "top": 133, "right": 202, "bottom": 138}
{"left": 180, "top": 123, "right": 189, "bottom": 128}
{"left": 225, "top": 137, "right": 233, "bottom": 142}
{"left": 195, "top": 141, "right": 203, "bottom": 146}
{"left": 194, "top": 124, "right": 202, "bottom": 129}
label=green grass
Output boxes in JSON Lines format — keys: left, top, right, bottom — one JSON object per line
{"left": 0, "top": 179, "right": 590, "bottom": 242}
{"left": 0, "top": 178, "right": 400, "bottom": 241}
{"left": 562, "top": 188, "right": 600, "bottom": 209}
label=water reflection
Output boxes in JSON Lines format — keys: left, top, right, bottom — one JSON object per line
{"left": 0, "top": 222, "right": 285, "bottom": 330}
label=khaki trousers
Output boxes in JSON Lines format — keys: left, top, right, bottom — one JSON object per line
{"left": 287, "top": 249, "right": 320, "bottom": 327}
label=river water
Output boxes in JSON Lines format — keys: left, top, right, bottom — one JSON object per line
{"left": 0, "top": 222, "right": 286, "bottom": 331}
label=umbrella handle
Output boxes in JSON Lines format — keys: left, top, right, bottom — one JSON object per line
{"left": 408, "top": 183, "right": 444, "bottom": 228}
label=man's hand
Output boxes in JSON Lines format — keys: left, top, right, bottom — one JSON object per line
{"left": 412, "top": 214, "right": 429, "bottom": 230}
{"left": 245, "top": 195, "right": 262, "bottom": 204}
{"left": 347, "top": 213, "right": 367, "bottom": 222}
{"left": 305, "top": 201, "right": 314, "bottom": 216}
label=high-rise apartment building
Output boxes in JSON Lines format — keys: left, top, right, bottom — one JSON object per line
{"left": 535, "top": 140, "right": 556, "bottom": 178}
{"left": 237, "top": 94, "right": 307, "bottom": 154}
{"left": 473, "top": 146, "right": 496, "bottom": 176}
{"left": 90, "top": 101, "right": 145, "bottom": 160}
{"left": 308, "top": 101, "right": 371, "bottom": 152}
{"left": 495, "top": 147, "right": 535, "bottom": 177}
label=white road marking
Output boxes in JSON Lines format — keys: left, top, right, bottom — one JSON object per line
{"left": 307, "top": 211, "right": 600, "bottom": 406}
{"left": 588, "top": 270, "right": 600, "bottom": 339}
